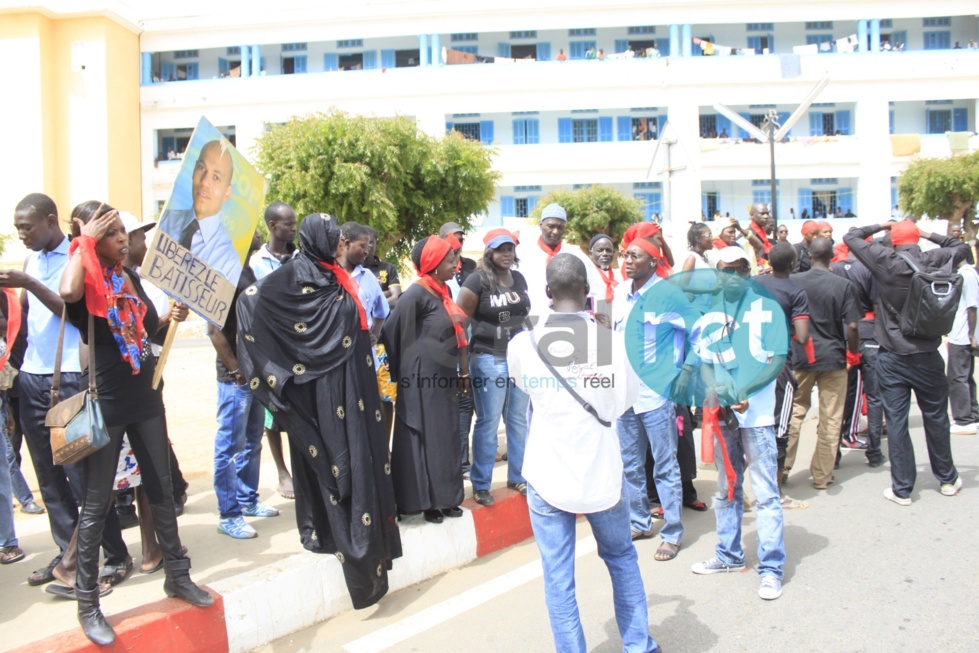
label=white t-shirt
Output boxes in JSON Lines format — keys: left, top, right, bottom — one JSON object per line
{"left": 950, "top": 264, "right": 979, "bottom": 346}
{"left": 508, "top": 313, "right": 639, "bottom": 514}
{"left": 516, "top": 237, "right": 593, "bottom": 321}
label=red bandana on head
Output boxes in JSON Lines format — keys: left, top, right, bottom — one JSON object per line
{"left": 631, "top": 238, "right": 672, "bottom": 279}
{"left": 620, "top": 223, "right": 664, "bottom": 277}
{"left": 444, "top": 233, "right": 463, "bottom": 273}
{"left": 415, "top": 236, "right": 468, "bottom": 348}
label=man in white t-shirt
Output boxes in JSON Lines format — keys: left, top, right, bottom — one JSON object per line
{"left": 946, "top": 259, "right": 979, "bottom": 434}
{"left": 508, "top": 254, "right": 659, "bottom": 653}
{"left": 515, "top": 203, "right": 593, "bottom": 321}
{"left": 689, "top": 246, "right": 786, "bottom": 601}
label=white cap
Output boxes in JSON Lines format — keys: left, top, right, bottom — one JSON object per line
{"left": 714, "top": 246, "right": 750, "bottom": 268}
{"left": 119, "top": 211, "right": 156, "bottom": 235}
{"left": 540, "top": 203, "right": 567, "bottom": 222}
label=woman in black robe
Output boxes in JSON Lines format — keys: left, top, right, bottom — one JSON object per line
{"left": 236, "top": 213, "right": 401, "bottom": 610}
{"left": 381, "top": 236, "right": 469, "bottom": 524}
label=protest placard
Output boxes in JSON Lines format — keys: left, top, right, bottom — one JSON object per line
{"left": 143, "top": 116, "right": 264, "bottom": 327}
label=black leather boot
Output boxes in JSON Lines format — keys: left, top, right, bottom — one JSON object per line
{"left": 76, "top": 586, "right": 116, "bottom": 645}
{"left": 163, "top": 558, "right": 214, "bottom": 607}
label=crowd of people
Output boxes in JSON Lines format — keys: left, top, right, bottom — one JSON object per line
{"left": 0, "top": 192, "right": 971, "bottom": 650}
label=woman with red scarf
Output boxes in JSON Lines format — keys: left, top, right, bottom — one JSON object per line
{"left": 381, "top": 236, "right": 469, "bottom": 524}
{"left": 60, "top": 203, "right": 209, "bottom": 646}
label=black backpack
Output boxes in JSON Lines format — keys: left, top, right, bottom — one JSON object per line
{"left": 892, "top": 251, "right": 962, "bottom": 340}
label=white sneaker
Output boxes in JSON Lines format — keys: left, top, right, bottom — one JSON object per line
{"left": 883, "top": 487, "right": 911, "bottom": 506}
{"left": 758, "top": 575, "right": 783, "bottom": 600}
{"left": 950, "top": 423, "right": 976, "bottom": 435}
{"left": 940, "top": 477, "right": 962, "bottom": 496}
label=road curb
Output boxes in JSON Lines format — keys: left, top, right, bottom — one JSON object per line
{"left": 14, "top": 490, "right": 532, "bottom": 653}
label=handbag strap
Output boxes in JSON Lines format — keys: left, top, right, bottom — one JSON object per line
{"left": 49, "top": 307, "right": 97, "bottom": 409}
{"left": 528, "top": 326, "right": 611, "bottom": 428}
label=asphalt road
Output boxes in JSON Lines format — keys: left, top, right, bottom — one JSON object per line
{"left": 256, "top": 415, "right": 979, "bottom": 653}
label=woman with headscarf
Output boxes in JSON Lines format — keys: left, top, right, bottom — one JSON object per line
{"left": 380, "top": 236, "right": 469, "bottom": 524}
{"left": 586, "top": 234, "right": 618, "bottom": 327}
{"left": 236, "top": 213, "right": 401, "bottom": 610}
{"left": 60, "top": 203, "right": 209, "bottom": 646}
{"left": 456, "top": 228, "right": 530, "bottom": 506}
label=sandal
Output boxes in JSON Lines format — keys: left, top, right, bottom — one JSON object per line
{"left": 45, "top": 581, "right": 113, "bottom": 600}
{"left": 98, "top": 556, "right": 134, "bottom": 590}
{"left": 0, "top": 546, "right": 24, "bottom": 564}
{"left": 654, "top": 542, "right": 680, "bottom": 562}
{"left": 27, "top": 558, "right": 59, "bottom": 586}
{"left": 651, "top": 506, "right": 664, "bottom": 519}
{"left": 684, "top": 500, "right": 708, "bottom": 512}
{"left": 780, "top": 495, "right": 810, "bottom": 510}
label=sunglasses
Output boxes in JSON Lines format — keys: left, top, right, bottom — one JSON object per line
{"left": 722, "top": 264, "right": 751, "bottom": 277}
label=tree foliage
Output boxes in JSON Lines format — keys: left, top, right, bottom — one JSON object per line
{"left": 898, "top": 151, "right": 979, "bottom": 236}
{"left": 253, "top": 111, "right": 499, "bottom": 261}
{"left": 529, "top": 186, "right": 645, "bottom": 248}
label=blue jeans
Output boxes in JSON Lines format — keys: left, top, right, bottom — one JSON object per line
{"left": 4, "top": 430, "right": 33, "bottom": 505}
{"left": 214, "top": 381, "right": 265, "bottom": 518}
{"left": 527, "top": 484, "right": 659, "bottom": 653}
{"left": 470, "top": 352, "right": 529, "bottom": 490}
{"left": 0, "top": 419, "right": 16, "bottom": 547}
{"left": 616, "top": 405, "right": 683, "bottom": 544}
{"left": 713, "top": 424, "right": 785, "bottom": 580}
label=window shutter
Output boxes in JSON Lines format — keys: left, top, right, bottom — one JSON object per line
{"left": 835, "top": 110, "right": 851, "bottom": 135}
{"left": 480, "top": 120, "right": 495, "bottom": 144}
{"left": 953, "top": 108, "right": 968, "bottom": 132}
{"left": 658, "top": 115, "right": 667, "bottom": 137}
{"left": 889, "top": 110, "right": 895, "bottom": 134}
{"left": 838, "top": 188, "right": 853, "bottom": 213}
{"left": 717, "top": 115, "right": 731, "bottom": 137}
{"left": 161, "top": 61, "right": 175, "bottom": 79}
{"left": 512, "top": 120, "right": 525, "bottom": 145}
{"left": 528, "top": 196, "right": 539, "bottom": 212}
{"left": 295, "top": 56, "right": 307, "bottom": 73}
{"left": 558, "top": 118, "right": 573, "bottom": 143}
{"left": 598, "top": 117, "right": 614, "bottom": 142}
{"left": 445, "top": 122, "right": 454, "bottom": 133}
{"left": 799, "top": 189, "right": 813, "bottom": 215}
{"left": 618, "top": 116, "right": 632, "bottom": 141}
{"left": 702, "top": 193, "right": 709, "bottom": 219}
{"left": 526, "top": 119, "right": 540, "bottom": 144}
{"left": 536, "top": 42, "right": 551, "bottom": 61}
{"left": 615, "top": 39, "right": 630, "bottom": 53}
{"left": 738, "top": 113, "right": 751, "bottom": 139}
{"left": 186, "top": 63, "right": 199, "bottom": 80}
{"left": 498, "top": 43, "right": 511, "bottom": 57}
{"left": 501, "top": 196, "right": 515, "bottom": 216}
{"left": 777, "top": 112, "right": 791, "bottom": 137}
{"left": 218, "top": 57, "right": 228, "bottom": 74}
{"left": 809, "top": 112, "right": 822, "bottom": 136}
{"left": 381, "top": 49, "right": 396, "bottom": 68}
{"left": 362, "top": 51, "right": 377, "bottom": 69}
{"left": 324, "top": 53, "right": 339, "bottom": 71}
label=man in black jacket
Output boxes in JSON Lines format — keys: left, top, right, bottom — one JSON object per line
{"left": 844, "top": 220, "right": 967, "bottom": 506}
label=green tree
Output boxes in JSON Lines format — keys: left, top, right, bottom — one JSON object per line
{"left": 529, "top": 186, "right": 645, "bottom": 248}
{"left": 254, "top": 111, "right": 499, "bottom": 261}
{"left": 898, "top": 151, "right": 979, "bottom": 237}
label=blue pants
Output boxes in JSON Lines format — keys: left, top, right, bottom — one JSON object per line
{"left": 214, "top": 381, "right": 265, "bottom": 518}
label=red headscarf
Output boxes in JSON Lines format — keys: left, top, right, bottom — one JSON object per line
{"left": 444, "top": 233, "right": 463, "bottom": 273}
{"left": 817, "top": 221, "right": 833, "bottom": 235}
{"left": 831, "top": 242, "right": 849, "bottom": 263}
{"left": 415, "top": 236, "right": 468, "bottom": 348}
{"left": 630, "top": 237, "right": 672, "bottom": 280}
{"left": 621, "top": 223, "right": 665, "bottom": 277}
{"left": 891, "top": 220, "right": 920, "bottom": 246}
{"left": 801, "top": 220, "right": 819, "bottom": 237}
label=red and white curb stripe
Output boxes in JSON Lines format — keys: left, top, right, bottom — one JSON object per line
{"left": 11, "top": 489, "right": 531, "bottom": 653}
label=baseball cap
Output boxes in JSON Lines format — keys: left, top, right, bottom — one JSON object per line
{"left": 715, "top": 246, "right": 751, "bottom": 267}
{"left": 540, "top": 203, "right": 567, "bottom": 222}
{"left": 439, "top": 222, "right": 464, "bottom": 238}
{"left": 119, "top": 211, "right": 156, "bottom": 235}
{"left": 483, "top": 228, "right": 518, "bottom": 249}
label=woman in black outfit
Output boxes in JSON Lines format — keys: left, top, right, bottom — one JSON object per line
{"left": 61, "top": 203, "right": 211, "bottom": 646}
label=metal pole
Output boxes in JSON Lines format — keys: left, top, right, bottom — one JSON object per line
{"left": 662, "top": 136, "right": 672, "bottom": 224}
{"left": 768, "top": 109, "right": 779, "bottom": 231}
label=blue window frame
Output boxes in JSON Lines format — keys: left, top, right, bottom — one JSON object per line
{"left": 805, "top": 22, "right": 833, "bottom": 30}
{"left": 569, "top": 28, "right": 597, "bottom": 37}
{"left": 173, "top": 50, "right": 199, "bottom": 59}
{"left": 879, "top": 20, "right": 893, "bottom": 29}
{"left": 746, "top": 23, "right": 774, "bottom": 32}
{"left": 806, "top": 34, "right": 834, "bottom": 51}
{"left": 500, "top": 196, "right": 515, "bottom": 216}
{"left": 498, "top": 43, "right": 511, "bottom": 57}
{"left": 537, "top": 43, "right": 551, "bottom": 61}
{"left": 810, "top": 178, "right": 839, "bottom": 185}
{"left": 572, "top": 119, "right": 599, "bottom": 143}
{"left": 362, "top": 51, "right": 377, "bottom": 69}
{"left": 337, "top": 39, "right": 363, "bottom": 48}
{"left": 752, "top": 189, "right": 772, "bottom": 204}
{"left": 569, "top": 41, "right": 596, "bottom": 59}
{"left": 381, "top": 50, "right": 395, "bottom": 68}
{"left": 633, "top": 182, "right": 662, "bottom": 189}
{"left": 453, "top": 45, "right": 478, "bottom": 54}
{"left": 324, "top": 53, "right": 339, "bottom": 71}
{"left": 835, "top": 110, "right": 851, "bottom": 135}
{"left": 451, "top": 33, "right": 478, "bottom": 42}
{"left": 799, "top": 189, "right": 812, "bottom": 214}
{"left": 634, "top": 193, "right": 662, "bottom": 220}
{"left": 509, "top": 31, "right": 537, "bottom": 39}
{"left": 514, "top": 185, "right": 542, "bottom": 192}
{"left": 838, "top": 188, "right": 854, "bottom": 213}
{"left": 922, "top": 17, "right": 951, "bottom": 27}
{"left": 923, "top": 32, "right": 951, "bottom": 50}
{"left": 512, "top": 119, "right": 540, "bottom": 144}
{"left": 281, "top": 43, "right": 307, "bottom": 52}
{"left": 953, "top": 108, "right": 968, "bottom": 132}
{"left": 558, "top": 118, "right": 573, "bottom": 143}
{"left": 747, "top": 35, "right": 774, "bottom": 54}
{"left": 927, "top": 109, "right": 952, "bottom": 134}
{"left": 628, "top": 26, "right": 656, "bottom": 35}
{"left": 226, "top": 47, "right": 241, "bottom": 56}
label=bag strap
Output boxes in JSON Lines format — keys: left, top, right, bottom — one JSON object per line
{"left": 49, "top": 307, "right": 98, "bottom": 409}
{"left": 50, "top": 306, "right": 67, "bottom": 408}
{"left": 528, "top": 325, "right": 611, "bottom": 428}
{"left": 896, "top": 251, "right": 922, "bottom": 274}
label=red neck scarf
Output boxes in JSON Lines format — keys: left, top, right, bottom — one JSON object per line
{"left": 0, "top": 288, "right": 21, "bottom": 370}
{"left": 712, "top": 237, "right": 730, "bottom": 250}
{"left": 593, "top": 261, "right": 618, "bottom": 303}
{"left": 317, "top": 260, "right": 368, "bottom": 330}
{"left": 538, "top": 236, "right": 562, "bottom": 265}
{"left": 750, "top": 220, "right": 774, "bottom": 263}
{"left": 417, "top": 236, "right": 468, "bottom": 348}
{"left": 70, "top": 235, "right": 148, "bottom": 373}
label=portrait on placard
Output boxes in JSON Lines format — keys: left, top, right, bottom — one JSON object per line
{"left": 143, "top": 116, "right": 264, "bottom": 327}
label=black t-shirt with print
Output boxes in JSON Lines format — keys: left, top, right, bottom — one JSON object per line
{"left": 462, "top": 270, "right": 531, "bottom": 355}
{"left": 789, "top": 268, "right": 861, "bottom": 371}
{"left": 367, "top": 257, "right": 400, "bottom": 292}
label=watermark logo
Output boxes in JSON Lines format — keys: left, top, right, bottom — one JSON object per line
{"left": 624, "top": 269, "right": 789, "bottom": 407}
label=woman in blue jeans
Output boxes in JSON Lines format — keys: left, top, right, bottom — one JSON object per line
{"left": 457, "top": 229, "right": 531, "bottom": 506}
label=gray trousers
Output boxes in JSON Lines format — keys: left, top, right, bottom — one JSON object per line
{"left": 946, "top": 343, "right": 979, "bottom": 425}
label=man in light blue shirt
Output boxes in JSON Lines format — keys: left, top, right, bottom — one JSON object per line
{"left": 158, "top": 139, "right": 244, "bottom": 285}
{"left": 3, "top": 194, "right": 127, "bottom": 586}
{"left": 339, "top": 222, "right": 389, "bottom": 361}
{"left": 252, "top": 202, "right": 297, "bottom": 281}
{"left": 613, "top": 234, "right": 701, "bottom": 562}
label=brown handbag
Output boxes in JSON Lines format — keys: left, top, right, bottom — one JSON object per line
{"left": 45, "top": 308, "right": 109, "bottom": 465}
